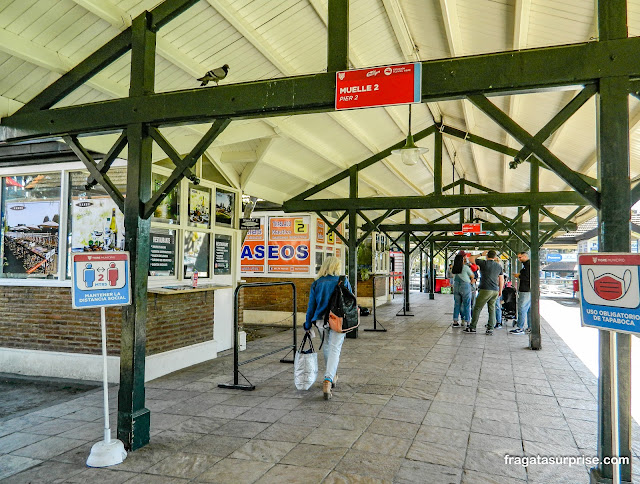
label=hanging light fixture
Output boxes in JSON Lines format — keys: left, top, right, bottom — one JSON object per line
{"left": 392, "top": 104, "right": 428, "bottom": 166}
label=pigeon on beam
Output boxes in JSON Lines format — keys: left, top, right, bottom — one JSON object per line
{"left": 197, "top": 64, "right": 229, "bottom": 86}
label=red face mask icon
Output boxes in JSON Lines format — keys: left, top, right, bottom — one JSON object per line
{"left": 587, "top": 269, "right": 632, "bottom": 301}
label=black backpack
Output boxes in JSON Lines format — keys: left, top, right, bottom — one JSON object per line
{"left": 324, "top": 276, "right": 360, "bottom": 334}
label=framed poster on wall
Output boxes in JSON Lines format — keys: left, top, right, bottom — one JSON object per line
{"left": 240, "top": 216, "right": 265, "bottom": 274}
{"left": 268, "top": 216, "right": 310, "bottom": 274}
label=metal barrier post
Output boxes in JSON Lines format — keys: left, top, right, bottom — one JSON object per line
{"left": 396, "top": 273, "right": 414, "bottom": 317}
{"left": 219, "top": 281, "right": 297, "bottom": 391}
{"left": 364, "top": 274, "right": 387, "bottom": 332}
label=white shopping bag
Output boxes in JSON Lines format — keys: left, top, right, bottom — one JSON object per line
{"left": 294, "top": 333, "right": 318, "bottom": 390}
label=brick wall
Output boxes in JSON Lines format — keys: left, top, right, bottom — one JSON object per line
{"left": 357, "top": 275, "right": 387, "bottom": 298}
{"left": 241, "top": 277, "right": 313, "bottom": 313}
{"left": 0, "top": 286, "right": 214, "bottom": 356}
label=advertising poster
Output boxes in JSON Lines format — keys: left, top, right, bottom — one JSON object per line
{"left": 268, "top": 216, "right": 310, "bottom": 273}
{"left": 336, "top": 223, "right": 344, "bottom": 244}
{"left": 326, "top": 225, "right": 335, "bottom": 245}
{"left": 335, "top": 248, "right": 341, "bottom": 258}
{"left": 189, "top": 186, "right": 210, "bottom": 228}
{"left": 70, "top": 196, "right": 124, "bottom": 252}
{"left": 215, "top": 189, "right": 235, "bottom": 226}
{"left": 152, "top": 173, "right": 179, "bottom": 222}
{"left": 149, "top": 232, "right": 175, "bottom": 275}
{"left": 3, "top": 200, "right": 60, "bottom": 276}
{"left": 214, "top": 234, "right": 232, "bottom": 275}
{"left": 316, "top": 218, "right": 325, "bottom": 243}
{"left": 240, "top": 216, "right": 265, "bottom": 274}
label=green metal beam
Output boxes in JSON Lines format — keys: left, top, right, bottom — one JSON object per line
{"left": 284, "top": 191, "right": 585, "bottom": 212}
{"left": 7, "top": 37, "right": 640, "bottom": 142}
{"left": 441, "top": 125, "right": 519, "bottom": 158}
{"left": 371, "top": 222, "right": 575, "bottom": 233}
{"left": 540, "top": 206, "right": 584, "bottom": 245}
{"left": 290, "top": 125, "right": 435, "bottom": 201}
{"left": 85, "top": 132, "right": 128, "bottom": 189}
{"left": 62, "top": 135, "right": 125, "bottom": 213}
{"left": 513, "top": 84, "right": 598, "bottom": 164}
{"left": 327, "top": 0, "right": 349, "bottom": 72}
{"left": 434, "top": 129, "right": 442, "bottom": 195}
{"left": 143, "top": 119, "right": 230, "bottom": 219}
{"left": 468, "top": 94, "right": 600, "bottom": 208}
{"left": 149, "top": 0, "right": 200, "bottom": 31}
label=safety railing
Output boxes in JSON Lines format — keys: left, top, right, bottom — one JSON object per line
{"left": 363, "top": 274, "right": 388, "bottom": 332}
{"left": 218, "top": 281, "right": 297, "bottom": 391}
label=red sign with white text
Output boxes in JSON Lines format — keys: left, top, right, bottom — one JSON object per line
{"left": 336, "top": 63, "right": 421, "bottom": 110}
{"left": 462, "top": 223, "right": 482, "bottom": 234}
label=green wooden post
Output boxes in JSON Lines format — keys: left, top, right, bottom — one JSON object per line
{"left": 592, "top": 1, "right": 633, "bottom": 482}
{"left": 403, "top": 211, "right": 411, "bottom": 312}
{"left": 434, "top": 129, "right": 442, "bottom": 195}
{"left": 117, "top": 12, "right": 155, "bottom": 451}
{"left": 347, "top": 167, "right": 358, "bottom": 339}
{"left": 529, "top": 160, "right": 541, "bottom": 350}
{"left": 429, "top": 240, "right": 435, "bottom": 300}
{"left": 327, "top": 0, "right": 348, "bottom": 72}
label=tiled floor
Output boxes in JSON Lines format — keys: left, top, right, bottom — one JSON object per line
{"left": 1, "top": 293, "right": 639, "bottom": 483}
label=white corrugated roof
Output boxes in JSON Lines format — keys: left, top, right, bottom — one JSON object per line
{"left": 1, "top": 0, "right": 636, "bottom": 230}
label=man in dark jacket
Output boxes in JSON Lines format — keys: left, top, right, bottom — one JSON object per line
{"left": 466, "top": 250, "right": 504, "bottom": 335}
{"left": 510, "top": 252, "right": 531, "bottom": 334}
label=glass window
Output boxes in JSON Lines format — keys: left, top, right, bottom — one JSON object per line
{"left": 67, "top": 169, "right": 127, "bottom": 277}
{"left": 149, "top": 229, "right": 176, "bottom": 276}
{"left": 188, "top": 185, "right": 210, "bottom": 228}
{"left": 215, "top": 188, "right": 235, "bottom": 227}
{"left": 1, "top": 173, "right": 61, "bottom": 279}
{"left": 184, "top": 231, "right": 209, "bottom": 278}
{"left": 151, "top": 172, "right": 179, "bottom": 224}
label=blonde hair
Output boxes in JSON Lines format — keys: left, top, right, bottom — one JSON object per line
{"left": 317, "top": 256, "right": 342, "bottom": 278}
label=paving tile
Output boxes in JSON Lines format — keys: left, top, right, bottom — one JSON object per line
{"left": 210, "top": 420, "right": 270, "bottom": 438}
{"left": 467, "top": 433, "right": 523, "bottom": 455}
{"left": 473, "top": 407, "right": 519, "bottom": 424}
{"left": 0, "top": 432, "right": 48, "bottom": 453}
{"left": 334, "top": 449, "right": 404, "bottom": 481}
{"left": 183, "top": 435, "right": 249, "bottom": 457}
{"left": 376, "top": 405, "right": 427, "bottom": 424}
{"left": 415, "top": 425, "right": 469, "bottom": 448}
{"left": 353, "top": 431, "right": 412, "bottom": 457}
{"left": 171, "top": 416, "right": 229, "bottom": 434}
{"left": 196, "top": 458, "right": 273, "bottom": 484}
{"left": 406, "top": 440, "right": 466, "bottom": 467}
{"left": 322, "top": 414, "right": 372, "bottom": 432}
{"left": 254, "top": 463, "right": 329, "bottom": 483}
{"left": 520, "top": 425, "right": 577, "bottom": 448}
{"left": 367, "top": 418, "right": 419, "bottom": 440}
{"left": 145, "top": 452, "right": 221, "bottom": 479}
{"left": 334, "top": 402, "right": 383, "bottom": 417}
{"left": 198, "top": 405, "right": 251, "bottom": 419}
{"left": 464, "top": 450, "right": 528, "bottom": 481}
{"left": 323, "top": 469, "right": 392, "bottom": 483}
{"left": 112, "top": 445, "right": 174, "bottom": 473}
{"left": 471, "top": 418, "right": 522, "bottom": 440}
{"left": 63, "top": 467, "right": 137, "bottom": 483}
{"left": 230, "top": 439, "right": 296, "bottom": 463}
{"left": 10, "top": 436, "right": 85, "bottom": 460}
{"left": 461, "top": 469, "right": 527, "bottom": 483}
{"left": 0, "top": 455, "right": 41, "bottom": 480}
{"left": 254, "top": 422, "right": 314, "bottom": 443}
{"left": 302, "top": 428, "right": 363, "bottom": 447}
{"left": 1, "top": 460, "right": 85, "bottom": 483}
{"left": 279, "top": 443, "right": 348, "bottom": 468}
{"left": 394, "top": 458, "right": 462, "bottom": 484}
{"left": 123, "top": 473, "right": 190, "bottom": 483}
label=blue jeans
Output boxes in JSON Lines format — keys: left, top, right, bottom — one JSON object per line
{"left": 453, "top": 281, "right": 472, "bottom": 323}
{"left": 517, "top": 292, "right": 532, "bottom": 329}
{"left": 322, "top": 327, "right": 346, "bottom": 382}
{"left": 495, "top": 296, "right": 502, "bottom": 325}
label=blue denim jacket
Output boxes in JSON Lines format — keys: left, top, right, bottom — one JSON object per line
{"left": 304, "top": 275, "right": 352, "bottom": 330}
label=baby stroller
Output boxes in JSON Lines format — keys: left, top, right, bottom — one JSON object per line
{"left": 501, "top": 286, "right": 517, "bottom": 322}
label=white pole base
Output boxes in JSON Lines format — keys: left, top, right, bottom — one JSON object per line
{"left": 86, "top": 438, "right": 127, "bottom": 467}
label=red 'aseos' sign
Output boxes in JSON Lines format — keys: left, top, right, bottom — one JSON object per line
{"left": 335, "top": 62, "right": 422, "bottom": 110}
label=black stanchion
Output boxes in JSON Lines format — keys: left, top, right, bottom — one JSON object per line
{"left": 219, "top": 281, "right": 297, "bottom": 391}
{"left": 364, "top": 274, "right": 387, "bottom": 332}
{"left": 395, "top": 273, "right": 414, "bottom": 317}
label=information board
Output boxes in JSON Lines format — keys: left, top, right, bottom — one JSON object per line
{"left": 336, "top": 62, "right": 421, "bottom": 110}
{"left": 578, "top": 253, "right": 640, "bottom": 335}
{"left": 72, "top": 252, "right": 131, "bottom": 309}
{"left": 149, "top": 232, "right": 175, "bottom": 274}
{"left": 214, "top": 234, "right": 232, "bottom": 275}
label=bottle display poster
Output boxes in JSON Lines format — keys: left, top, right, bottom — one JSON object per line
{"left": 70, "top": 195, "right": 124, "bottom": 252}
{"left": 316, "top": 218, "right": 325, "bottom": 243}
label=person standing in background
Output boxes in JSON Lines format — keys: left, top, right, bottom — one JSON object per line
{"left": 451, "top": 251, "right": 475, "bottom": 328}
{"left": 466, "top": 250, "right": 504, "bottom": 335}
{"left": 510, "top": 252, "right": 531, "bottom": 335}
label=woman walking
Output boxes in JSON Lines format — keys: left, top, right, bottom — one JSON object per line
{"left": 451, "top": 251, "right": 475, "bottom": 328}
{"left": 304, "top": 256, "right": 352, "bottom": 399}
